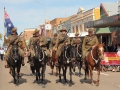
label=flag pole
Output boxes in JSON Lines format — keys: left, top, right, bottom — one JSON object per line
{"left": 4, "top": 7, "right": 6, "bottom": 37}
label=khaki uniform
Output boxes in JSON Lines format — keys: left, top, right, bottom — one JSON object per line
{"left": 28, "top": 36, "right": 36, "bottom": 50}
{"left": 50, "top": 37, "right": 57, "bottom": 49}
{"left": 54, "top": 34, "right": 70, "bottom": 58}
{"left": 4, "top": 35, "right": 24, "bottom": 61}
{"left": 30, "top": 36, "right": 50, "bottom": 57}
{"left": 82, "top": 35, "right": 99, "bottom": 58}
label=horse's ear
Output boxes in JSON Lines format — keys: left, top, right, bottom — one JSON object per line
{"left": 102, "top": 43, "right": 105, "bottom": 46}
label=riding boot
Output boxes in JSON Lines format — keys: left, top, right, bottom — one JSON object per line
{"left": 82, "top": 57, "right": 86, "bottom": 70}
{"left": 5, "top": 59, "right": 9, "bottom": 68}
{"left": 21, "top": 57, "right": 25, "bottom": 66}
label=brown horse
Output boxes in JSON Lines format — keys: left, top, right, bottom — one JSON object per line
{"left": 50, "top": 50, "right": 58, "bottom": 76}
{"left": 84, "top": 43, "right": 104, "bottom": 86}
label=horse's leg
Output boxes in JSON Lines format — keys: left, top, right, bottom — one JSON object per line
{"left": 11, "top": 67, "right": 16, "bottom": 84}
{"left": 17, "top": 66, "right": 21, "bottom": 82}
{"left": 96, "top": 65, "right": 101, "bottom": 86}
{"left": 64, "top": 65, "right": 67, "bottom": 83}
{"left": 58, "top": 65, "right": 62, "bottom": 82}
{"left": 41, "top": 65, "right": 46, "bottom": 84}
{"left": 56, "top": 66, "right": 58, "bottom": 76}
{"left": 51, "top": 60, "right": 54, "bottom": 75}
{"left": 88, "top": 65, "right": 94, "bottom": 85}
{"left": 36, "top": 68, "right": 39, "bottom": 81}
{"left": 69, "top": 64, "right": 72, "bottom": 83}
{"left": 79, "top": 60, "right": 82, "bottom": 76}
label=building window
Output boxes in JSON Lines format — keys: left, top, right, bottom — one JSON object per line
{"left": 73, "top": 26, "right": 75, "bottom": 33}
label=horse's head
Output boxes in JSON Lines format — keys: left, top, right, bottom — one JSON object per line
{"left": 63, "top": 45, "right": 76, "bottom": 61}
{"left": 96, "top": 43, "right": 104, "bottom": 60}
{"left": 34, "top": 42, "right": 44, "bottom": 62}
{"left": 11, "top": 44, "right": 19, "bottom": 61}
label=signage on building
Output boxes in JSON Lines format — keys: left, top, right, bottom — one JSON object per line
{"left": 45, "top": 24, "right": 51, "bottom": 30}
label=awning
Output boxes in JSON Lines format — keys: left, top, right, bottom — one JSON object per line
{"left": 95, "top": 27, "right": 116, "bottom": 34}
{"left": 85, "top": 14, "right": 120, "bottom": 28}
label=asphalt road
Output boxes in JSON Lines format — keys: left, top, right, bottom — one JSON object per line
{"left": 0, "top": 57, "right": 120, "bottom": 90}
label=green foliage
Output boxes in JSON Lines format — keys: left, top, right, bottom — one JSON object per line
{"left": 0, "top": 33, "right": 2, "bottom": 40}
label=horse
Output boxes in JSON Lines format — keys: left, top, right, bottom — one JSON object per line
{"left": 33, "top": 42, "right": 47, "bottom": 85}
{"left": 58, "top": 44, "right": 76, "bottom": 84}
{"left": 72, "top": 43, "right": 82, "bottom": 76}
{"left": 49, "top": 50, "right": 58, "bottom": 76}
{"left": 84, "top": 43, "right": 104, "bottom": 86}
{"left": 8, "top": 44, "right": 22, "bottom": 84}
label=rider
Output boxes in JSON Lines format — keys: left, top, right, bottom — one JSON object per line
{"left": 49, "top": 33, "right": 58, "bottom": 50}
{"left": 27, "top": 31, "right": 36, "bottom": 63}
{"left": 71, "top": 33, "right": 82, "bottom": 48}
{"left": 82, "top": 28, "right": 99, "bottom": 69}
{"left": 30, "top": 29, "right": 50, "bottom": 61}
{"left": 53, "top": 27, "right": 70, "bottom": 66}
{"left": 4, "top": 27, "right": 25, "bottom": 68}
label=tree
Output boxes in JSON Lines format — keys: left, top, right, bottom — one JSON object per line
{"left": 0, "top": 33, "right": 2, "bottom": 40}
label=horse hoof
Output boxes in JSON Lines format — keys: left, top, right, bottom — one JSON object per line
{"left": 42, "top": 84, "right": 45, "bottom": 88}
{"left": 91, "top": 83, "right": 94, "bottom": 86}
{"left": 84, "top": 77, "right": 87, "bottom": 80}
{"left": 56, "top": 73, "right": 58, "bottom": 76}
{"left": 59, "top": 79, "right": 61, "bottom": 82}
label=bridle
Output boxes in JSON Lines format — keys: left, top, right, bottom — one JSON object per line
{"left": 90, "top": 46, "right": 104, "bottom": 64}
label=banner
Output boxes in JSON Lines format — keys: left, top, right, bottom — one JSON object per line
{"left": 39, "top": 25, "right": 45, "bottom": 36}
{"left": 4, "top": 8, "right": 14, "bottom": 37}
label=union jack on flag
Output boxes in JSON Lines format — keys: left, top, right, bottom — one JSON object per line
{"left": 4, "top": 10, "right": 14, "bottom": 37}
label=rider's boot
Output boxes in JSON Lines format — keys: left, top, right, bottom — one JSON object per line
{"left": 4, "top": 59, "right": 9, "bottom": 68}
{"left": 82, "top": 57, "right": 86, "bottom": 70}
{"left": 21, "top": 57, "right": 25, "bottom": 66}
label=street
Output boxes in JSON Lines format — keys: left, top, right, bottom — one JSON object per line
{"left": 0, "top": 58, "right": 120, "bottom": 90}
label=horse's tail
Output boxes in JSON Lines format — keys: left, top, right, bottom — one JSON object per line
{"left": 85, "top": 65, "right": 89, "bottom": 77}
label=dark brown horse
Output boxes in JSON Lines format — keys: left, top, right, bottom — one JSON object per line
{"left": 84, "top": 43, "right": 104, "bottom": 86}
{"left": 50, "top": 50, "right": 58, "bottom": 76}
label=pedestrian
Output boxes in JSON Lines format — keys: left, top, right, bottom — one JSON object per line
{"left": 0, "top": 48, "right": 4, "bottom": 61}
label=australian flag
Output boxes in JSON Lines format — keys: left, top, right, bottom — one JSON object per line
{"left": 4, "top": 11, "right": 14, "bottom": 37}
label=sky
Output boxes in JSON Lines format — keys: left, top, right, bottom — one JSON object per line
{"left": 0, "top": 0, "right": 118, "bottom": 45}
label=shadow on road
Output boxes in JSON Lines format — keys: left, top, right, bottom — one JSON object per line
{"left": 33, "top": 79, "right": 51, "bottom": 85}
{"left": 56, "top": 79, "right": 75, "bottom": 87}
{"left": 9, "top": 77, "right": 27, "bottom": 86}
{"left": 80, "top": 78, "right": 96, "bottom": 85}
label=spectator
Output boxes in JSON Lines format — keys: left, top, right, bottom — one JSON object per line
{"left": 0, "top": 48, "right": 4, "bottom": 61}
{"left": 116, "top": 44, "right": 120, "bottom": 55}
{"left": 114, "top": 44, "right": 118, "bottom": 52}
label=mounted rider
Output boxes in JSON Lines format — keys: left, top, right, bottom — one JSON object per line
{"left": 49, "top": 33, "right": 58, "bottom": 50}
{"left": 53, "top": 27, "right": 70, "bottom": 66}
{"left": 27, "top": 31, "right": 36, "bottom": 63}
{"left": 30, "top": 29, "right": 50, "bottom": 60}
{"left": 71, "top": 33, "right": 82, "bottom": 48}
{"left": 4, "top": 27, "right": 25, "bottom": 68}
{"left": 82, "top": 28, "right": 99, "bottom": 69}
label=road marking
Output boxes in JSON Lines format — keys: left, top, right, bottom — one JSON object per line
{"left": 93, "top": 71, "right": 109, "bottom": 76}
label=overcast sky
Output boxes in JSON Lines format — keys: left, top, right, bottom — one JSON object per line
{"left": 0, "top": 0, "right": 117, "bottom": 45}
